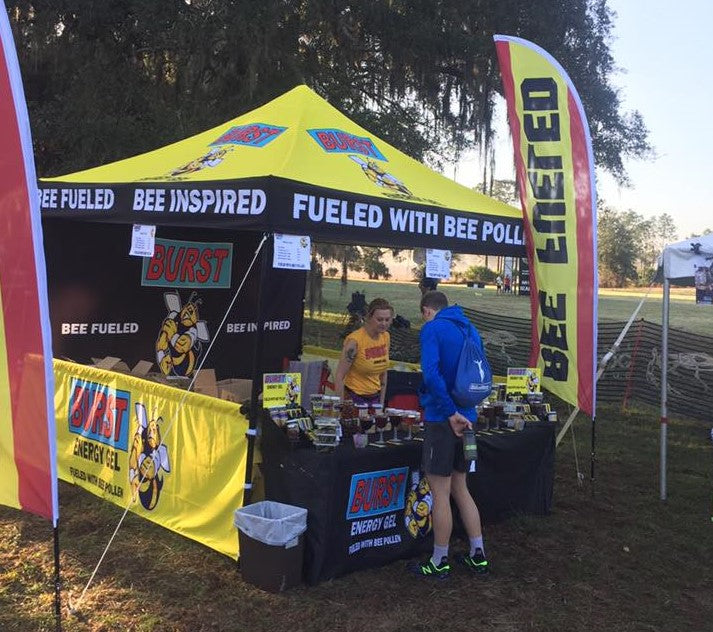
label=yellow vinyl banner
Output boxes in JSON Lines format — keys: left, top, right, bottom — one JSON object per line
{"left": 494, "top": 36, "right": 597, "bottom": 417}
{"left": 54, "top": 360, "right": 249, "bottom": 557}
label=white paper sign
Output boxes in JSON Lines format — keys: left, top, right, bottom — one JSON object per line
{"left": 130, "top": 224, "right": 156, "bottom": 257}
{"left": 425, "top": 249, "right": 452, "bottom": 280}
{"left": 273, "top": 234, "right": 311, "bottom": 270}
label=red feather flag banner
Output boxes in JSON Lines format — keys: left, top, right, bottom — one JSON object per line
{"left": 0, "top": 10, "right": 58, "bottom": 523}
{"left": 494, "top": 35, "right": 598, "bottom": 418}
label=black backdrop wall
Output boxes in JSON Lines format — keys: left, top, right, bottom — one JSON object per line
{"left": 42, "top": 219, "right": 305, "bottom": 379}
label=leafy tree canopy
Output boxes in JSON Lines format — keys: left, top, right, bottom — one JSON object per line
{"left": 9, "top": 0, "right": 650, "bottom": 183}
{"left": 485, "top": 179, "right": 520, "bottom": 207}
{"left": 597, "top": 205, "right": 677, "bottom": 287}
{"left": 598, "top": 205, "right": 641, "bottom": 287}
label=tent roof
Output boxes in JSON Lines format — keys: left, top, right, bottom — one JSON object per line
{"left": 659, "top": 233, "right": 713, "bottom": 280}
{"left": 39, "top": 85, "right": 525, "bottom": 255}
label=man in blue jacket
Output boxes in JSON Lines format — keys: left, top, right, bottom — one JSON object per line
{"left": 410, "top": 290, "right": 489, "bottom": 579}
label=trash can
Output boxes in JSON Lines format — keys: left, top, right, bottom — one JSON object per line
{"left": 234, "top": 500, "right": 307, "bottom": 592}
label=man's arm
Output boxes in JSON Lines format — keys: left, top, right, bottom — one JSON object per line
{"left": 334, "top": 338, "right": 358, "bottom": 399}
{"left": 420, "top": 324, "right": 457, "bottom": 420}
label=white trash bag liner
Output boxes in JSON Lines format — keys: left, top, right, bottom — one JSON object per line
{"left": 234, "top": 501, "right": 307, "bottom": 547}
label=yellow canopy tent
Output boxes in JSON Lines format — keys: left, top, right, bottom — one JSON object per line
{"left": 38, "top": 85, "right": 527, "bottom": 515}
{"left": 39, "top": 85, "right": 524, "bottom": 255}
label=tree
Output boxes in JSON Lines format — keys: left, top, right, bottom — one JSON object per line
{"left": 623, "top": 211, "right": 678, "bottom": 284}
{"left": 9, "top": 1, "right": 650, "bottom": 184}
{"left": 358, "top": 247, "right": 391, "bottom": 280}
{"left": 306, "top": 254, "right": 324, "bottom": 318}
{"left": 486, "top": 179, "right": 520, "bottom": 207}
{"left": 597, "top": 205, "right": 643, "bottom": 287}
{"left": 313, "top": 243, "right": 361, "bottom": 295}
{"left": 482, "top": 180, "right": 520, "bottom": 268}
{"left": 654, "top": 213, "right": 678, "bottom": 253}
{"left": 636, "top": 217, "right": 658, "bottom": 280}
{"left": 597, "top": 208, "right": 683, "bottom": 286}
{"left": 686, "top": 228, "right": 713, "bottom": 238}
{"left": 464, "top": 265, "right": 497, "bottom": 283}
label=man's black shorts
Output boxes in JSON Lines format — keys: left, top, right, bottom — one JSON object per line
{"left": 422, "top": 421, "right": 466, "bottom": 476}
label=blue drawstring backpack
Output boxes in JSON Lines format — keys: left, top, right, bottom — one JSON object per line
{"left": 448, "top": 320, "right": 493, "bottom": 408}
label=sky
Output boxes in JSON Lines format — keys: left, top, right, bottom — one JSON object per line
{"left": 454, "top": 0, "right": 713, "bottom": 240}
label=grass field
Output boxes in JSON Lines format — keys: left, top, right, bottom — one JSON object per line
{"left": 2, "top": 402, "right": 712, "bottom": 631}
{"left": 3, "top": 281, "right": 713, "bottom": 631}
{"left": 312, "top": 278, "right": 709, "bottom": 335}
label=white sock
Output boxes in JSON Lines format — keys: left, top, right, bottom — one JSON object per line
{"left": 469, "top": 536, "right": 484, "bottom": 557}
{"left": 431, "top": 544, "right": 449, "bottom": 566}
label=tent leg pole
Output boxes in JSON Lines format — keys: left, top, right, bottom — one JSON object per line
{"left": 660, "top": 277, "right": 670, "bottom": 501}
{"left": 244, "top": 233, "right": 272, "bottom": 506}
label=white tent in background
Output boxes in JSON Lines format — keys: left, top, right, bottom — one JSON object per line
{"left": 657, "top": 233, "right": 713, "bottom": 499}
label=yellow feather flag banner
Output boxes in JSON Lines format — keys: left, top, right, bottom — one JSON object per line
{"left": 54, "top": 360, "right": 249, "bottom": 557}
{"left": 0, "top": 10, "right": 58, "bottom": 521}
{"left": 494, "top": 35, "right": 598, "bottom": 417}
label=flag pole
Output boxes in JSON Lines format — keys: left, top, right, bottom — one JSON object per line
{"left": 53, "top": 523, "right": 62, "bottom": 631}
{"left": 556, "top": 287, "right": 653, "bottom": 446}
{"left": 590, "top": 414, "right": 596, "bottom": 497}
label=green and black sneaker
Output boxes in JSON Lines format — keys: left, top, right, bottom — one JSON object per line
{"left": 408, "top": 556, "right": 450, "bottom": 579}
{"left": 458, "top": 548, "right": 490, "bottom": 576}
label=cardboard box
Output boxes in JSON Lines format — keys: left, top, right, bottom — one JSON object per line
{"left": 131, "top": 360, "right": 154, "bottom": 377}
{"left": 85, "top": 357, "right": 252, "bottom": 406}
{"left": 144, "top": 372, "right": 187, "bottom": 389}
{"left": 193, "top": 369, "right": 219, "bottom": 397}
{"left": 92, "top": 356, "right": 131, "bottom": 373}
{"left": 217, "top": 378, "right": 253, "bottom": 403}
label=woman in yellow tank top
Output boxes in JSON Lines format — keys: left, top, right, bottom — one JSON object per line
{"left": 335, "top": 298, "right": 393, "bottom": 406}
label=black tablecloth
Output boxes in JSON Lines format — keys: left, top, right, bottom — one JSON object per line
{"left": 261, "top": 419, "right": 555, "bottom": 584}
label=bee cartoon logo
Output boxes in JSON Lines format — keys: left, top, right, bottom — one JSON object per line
{"left": 404, "top": 472, "right": 433, "bottom": 538}
{"left": 285, "top": 375, "right": 300, "bottom": 405}
{"left": 167, "top": 145, "right": 233, "bottom": 178}
{"left": 155, "top": 291, "right": 210, "bottom": 378}
{"left": 299, "top": 236, "right": 309, "bottom": 249}
{"left": 348, "top": 154, "right": 413, "bottom": 197}
{"left": 153, "top": 123, "right": 285, "bottom": 181}
{"left": 526, "top": 368, "right": 540, "bottom": 393}
{"left": 129, "top": 403, "right": 171, "bottom": 510}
